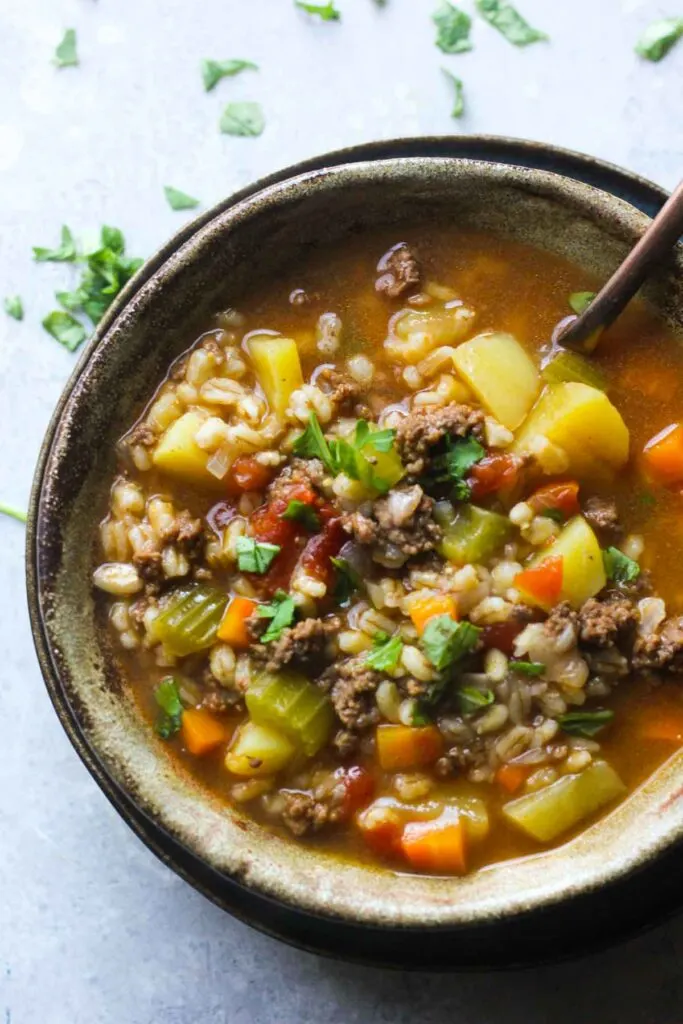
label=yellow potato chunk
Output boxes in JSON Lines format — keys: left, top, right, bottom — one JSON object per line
{"left": 519, "top": 515, "right": 606, "bottom": 611}
{"left": 247, "top": 334, "right": 304, "bottom": 419}
{"left": 452, "top": 332, "right": 540, "bottom": 430}
{"left": 225, "top": 721, "right": 295, "bottom": 777}
{"left": 152, "top": 411, "right": 216, "bottom": 487}
{"left": 513, "top": 382, "right": 629, "bottom": 479}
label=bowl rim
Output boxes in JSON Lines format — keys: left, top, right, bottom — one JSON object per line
{"left": 27, "top": 135, "right": 683, "bottom": 968}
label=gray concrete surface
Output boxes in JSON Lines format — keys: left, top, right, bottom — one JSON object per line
{"left": 1, "top": 0, "right": 683, "bottom": 1021}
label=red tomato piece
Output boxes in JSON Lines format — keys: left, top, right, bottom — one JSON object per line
{"left": 469, "top": 454, "right": 523, "bottom": 500}
{"left": 528, "top": 480, "right": 580, "bottom": 519}
{"left": 337, "top": 766, "right": 375, "bottom": 818}
{"left": 225, "top": 455, "right": 275, "bottom": 495}
{"left": 300, "top": 518, "right": 346, "bottom": 586}
{"left": 480, "top": 620, "right": 527, "bottom": 655}
{"left": 515, "top": 555, "right": 564, "bottom": 607}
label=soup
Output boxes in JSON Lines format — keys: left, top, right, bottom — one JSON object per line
{"left": 93, "top": 226, "right": 683, "bottom": 876}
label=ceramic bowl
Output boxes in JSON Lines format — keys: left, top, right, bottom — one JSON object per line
{"left": 27, "top": 136, "right": 683, "bottom": 969}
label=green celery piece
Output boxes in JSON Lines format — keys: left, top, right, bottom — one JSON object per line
{"left": 150, "top": 586, "right": 228, "bottom": 656}
{"left": 435, "top": 502, "right": 511, "bottom": 564}
{"left": 246, "top": 671, "right": 334, "bottom": 757}
{"left": 542, "top": 350, "right": 607, "bottom": 391}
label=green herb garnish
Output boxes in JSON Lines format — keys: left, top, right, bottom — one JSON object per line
{"left": 636, "top": 18, "right": 683, "bottom": 62}
{"left": 220, "top": 102, "right": 265, "bottom": 137}
{"left": 411, "top": 705, "right": 431, "bottom": 726}
{"left": 54, "top": 28, "right": 78, "bottom": 68}
{"left": 0, "top": 503, "right": 27, "bottom": 523}
{"left": 154, "top": 677, "right": 183, "bottom": 738}
{"left": 456, "top": 686, "right": 494, "bottom": 715}
{"left": 292, "top": 412, "right": 334, "bottom": 465}
{"left": 330, "top": 556, "right": 362, "bottom": 605}
{"left": 42, "top": 311, "right": 87, "bottom": 352}
{"left": 201, "top": 58, "right": 258, "bottom": 92}
{"left": 433, "top": 2, "right": 473, "bottom": 53}
{"left": 282, "top": 500, "right": 321, "bottom": 531}
{"left": 366, "top": 631, "right": 404, "bottom": 672}
{"left": 442, "top": 68, "right": 465, "bottom": 118}
{"left": 4, "top": 296, "right": 23, "bottom": 321}
{"left": 541, "top": 508, "right": 564, "bottom": 523}
{"left": 295, "top": 0, "right": 341, "bottom": 20}
{"left": 474, "top": 0, "right": 547, "bottom": 45}
{"left": 164, "top": 186, "right": 200, "bottom": 211}
{"left": 421, "top": 616, "right": 481, "bottom": 671}
{"left": 236, "top": 537, "right": 281, "bottom": 574}
{"left": 293, "top": 413, "right": 399, "bottom": 494}
{"left": 431, "top": 434, "right": 485, "bottom": 498}
{"left": 603, "top": 546, "right": 640, "bottom": 585}
{"left": 33, "top": 225, "right": 78, "bottom": 263}
{"left": 557, "top": 709, "right": 614, "bottom": 738}
{"left": 510, "top": 660, "right": 545, "bottom": 676}
{"left": 257, "top": 590, "right": 297, "bottom": 643}
{"left": 568, "top": 291, "right": 596, "bottom": 315}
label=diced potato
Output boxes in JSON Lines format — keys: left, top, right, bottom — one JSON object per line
{"left": 452, "top": 332, "right": 540, "bottom": 430}
{"left": 502, "top": 760, "right": 626, "bottom": 842}
{"left": 247, "top": 334, "right": 304, "bottom": 419}
{"left": 152, "top": 411, "right": 217, "bottom": 487}
{"left": 225, "top": 720, "right": 295, "bottom": 777}
{"left": 513, "top": 382, "right": 629, "bottom": 479}
{"left": 518, "top": 515, "right": 606, "bottom": 610}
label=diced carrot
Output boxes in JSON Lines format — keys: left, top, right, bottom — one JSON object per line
{"left": 495, "top": 762, "right": 532, "bottom": 793}
{"left": 469, "top": 453, "right": 523, "bottom": 500}
{"left": 376, "top": 724, "right": 444, "bottom": 771}
{"left": 515, "top": 556, "right": 563, "bottom": 607}
{"left": 643, "top": 423, "right": 683, "bottom": 485}
{"left": 641, "top": 712, "right": 683, "bottom": 743}
{"left": 217, "top": 596, "right": 258, "bottom": 649}
{"left": 181, "top": 708, "right": 230, "bottom": 756}
{"left": 400, "top": 818, "right": 467, "bottom": 874}
{"left": 356, "top": 806, "right": 403, "bottom": 857}
{"left": 528, "top": 481, "right": 580, "bottom": 519}
{"left": 409, "top": 594, "right": 458, "bottom": 635}
{"left": 226, "top": 454, "right": 275, "bottom": 494}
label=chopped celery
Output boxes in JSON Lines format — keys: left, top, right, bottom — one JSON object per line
{"left": 150, "top": 586, "right": 228, "bottom": 656}
{"left": 542, "top": 350, "right": 607, "bottom": 391}
{"left": 434, "top": 502, "right": 511, "bottom": 565}
{"left": 502, "top": 760, "right": 626, "bottom": 842}
{"left": 225, "top": 721, "right": 295, "bottom": 777}
{"left": 246, "top": 670, "right": 334, "bottom": 757}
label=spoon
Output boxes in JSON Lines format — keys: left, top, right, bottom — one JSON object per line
{"left": 555, "top": 178, "right": 683, "bottom": 353}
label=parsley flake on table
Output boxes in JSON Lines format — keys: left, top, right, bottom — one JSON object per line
{"left": 201, "top": 58, "right": 258, "bottom": 92}
{"left": 257, "top": 591, "right": 297, "bottom": 643}
{"left": 442, "top": 68, "right": 465, "bottom": 118}
{"left": 164, "top": 186, "right": 200, "bottom": 211}
{"left": 42, "top": 311, "right": 87, "bottom": 352}
{"left": 220, "top": 102, "right": 265, "bottom": 137}
{"left": 236, "top": 536, "right": 281, "bottom": 574}
{"left": 54, "top": 28, "right": 78, "bottom": 68}
{"left": 474, "top": 0, "right": 547, "bottom": 46}
{"left": 295, "top": 0, "right": 341, "bottom": 21}
{"left": 636, "top": 18, "right": 683, "bottom": 62}
{"left": 33, "top": 226, "right": 78, "bottom": 263}
{"left": 433, "top": 2, "right": 473, "bottom": 53}
{"left": 366, "top": 631, "right": 404, "bottom": 672}
{"left": 4, "top": 296, "right": 23, "bottom": 321}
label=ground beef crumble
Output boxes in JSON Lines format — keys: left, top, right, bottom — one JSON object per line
{"left": 396, "top": 403, "right": 485, "bottom": 475}
{"left": 280, "top": 788, "right": 345, "bottom": 837}
{"left": 127, "top": 422, "right": 157, "bottom": 448}
{"left": 319, "top": 657, "right": 381, "bottom": 740}
{"left": 250, "top": 615, "right": 341, "bottom": 673}
{"left": 583, "top": 496, "right": 622, "bottom": 539}
{"left": 315, "top": 367, "right": 369, "bottom": 416}
{"left": 578, "top": 594, "right": 637, "bottom": 648}
{"left": 375, "top": 242, "right": 421, "bottom": 299}
{"left": 542, "top": 601, "right": 578, "bottom": 640}
{"left": 342, "top": 485, "right": 441, "bottom": 559}
{"left": 267, "top": 457, "right": 326, "bottom": 503}
{"left": 633, "top": 616, "right": 683, "bottom": 673}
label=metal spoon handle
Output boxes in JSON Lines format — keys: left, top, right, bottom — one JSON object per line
{"left": 560, "top": 178, "right": 683, "bottom": 352}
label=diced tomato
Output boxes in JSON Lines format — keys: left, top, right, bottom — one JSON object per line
{"left": 479, "top": 620, "right": 527, "bottom": 655}
{"left": 225, "top": 455, "right": 275, "bottom": 495}
{"left": 337, "top": 766, "right": 375, "bottom": 818}
{"left": 528, "top": 480, "right": 580, "bottom": 520}
{"left": 515, "top": 555, "right": 564, "bottom": 607}
{"left": 300, "top": 518, "right": 346, "bottom": 586}
{"left": 356, "top": 805, "right": 403, "bottom": 858}
{"left": 469, "top": 453, "right": 523, "bottom": 500}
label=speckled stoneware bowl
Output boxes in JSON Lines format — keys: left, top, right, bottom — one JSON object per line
{"left": 27, "top": 137, "right": 683, "bottom": 969}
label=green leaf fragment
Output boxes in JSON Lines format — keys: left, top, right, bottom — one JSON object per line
{"left": 42, "top": 311, "right": 87, "bottom": 351}
{"left": 330, "top": 556, "right": 362, "bottom": 605}
{"left": 603, "top": 546, "right": 640, "bottom": 585}
{"left": 154, "top": 677, "right": 183, "bottom": 738}
{"left": 456, "top": 686, "right": 494, "bottom": 715}
{"left": 33, "top": 225, "right": 78, "bottom": 263}
{"left": 201, "top": 58, "right": 258, "bottom": 91}
{"left": 236, "top": 537, "right": 281, "bottom": 574}
{"left": 220, "top": 102, "right": 265, "bottom": 137}
{"left": 293, "top": 412, "right": 334, "bottom": 468}
{"left": 164, "top": 186, "right": 200, "bottom": 211}
{"left": 510, "top": 660, "right": 545, "bottom": 676}
{"left": 54, "top": 28, "right": 78, "bottom": 68}
{"left": 257, "top": 590, "right": 297, "bottom": 643}
{"left": 557, "top": 709, "right": 614, "bottom": 738}
{"left": 568, "top": 291, "right": 596, "bottom": 315}
{"left": 4, "top": 296, "right": 23, "bottom": 321}
{"left": 474, "top": 0, "right": 547, "bottom": 45}
{"left": 281, "top": 500, "right": 321, "bottom": 531}
{"left": 0, "top": 503, "right": 27, "bottom": 523}
{"left": 442, "top": 68, "right": 465, "bottom": 118}
{"left": 366, "top": 632, "right": 404, "bottom": 672}
{"left": 433, "top": 2, "right": 473, "bottom": 53}
{"left": 636, "top": 18, "right": 683, "bottom": 62}
{"left": 295, "top": 0, "right": 341, "bottom": 20}
{"left": 421, "top": 616, "right": 481, "bottom": 671}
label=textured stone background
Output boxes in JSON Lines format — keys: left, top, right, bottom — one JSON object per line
{"left": 2, "top": 0, "right": 683, "bottom": 1021}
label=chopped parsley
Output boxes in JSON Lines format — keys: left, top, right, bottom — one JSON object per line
{"left": 330, "top": 556, "right": 362, "bottom": 605}
{"left": 201, "top": 58, "right": 258, "bottom": 92}
{"left": 42, "top": 311, "right": 87, "bottom": 352}
{"left": 431, "top": 434, "right": 485, "bottom": 498}
{"left": 54, "top": 28, "right": 78, "bottom": 68}
{"left": 4, "top": 296, "right": 23, "bottom": 321}
{"left": 603, "top": 546, "right": 640, "bottom": 585}
{"left": 236, "top": 537, "right": 281, "bottom": 574}
{"left": 456, "top": 686, "right": 494, "bottom": 715}
{"left": 474, "top": 0, "right": 547, "bottom": 46}
{"left": 421, "top": 616, "right": 481, "bottom": 671}
{"left": 540, "top": 508, "right": 564, "bottom": 523}
{"left": 154, "top": 677, "right": 183, "bottom": 739}
{"left": 433, "top": 2, "right": 473, "bottom": 53}
{"left": 568, "top": 291, "right": 596, "bottom": 315}
{"left": 293, "top": 413, "right": 398, "bottom": 494}
{"left": 510, "top": 660, "right": 545, "bottom": 676}
{"left": 292, "top": 411, "right": 333, "bottom": 465}
{"left": 33, "top": 225, "right": 78, "bottom": 263}
{"left": 282, "top": 499, "right": 321, "bottom": 531}
{"left": 295, "top": 0, "right": 341, "bottom": 20}
{"left": 636, "top": 18, "right": 683, "bottom": 62}
{"left": 257, "top": 590, "right": 297, "bottom": 643}
{"left": 0, "top": 503, "right": 27, "bottom": 524}
{"left": 411, "top": 704, "right": 432, "bottom": 726}
{"left": 220, "top": 102, "right": 265, "bottom": 137}
{"left": 557, "top": 709, "right": 614, "bottom": 739}
{"left": 164, "top": 186, "right": 200, "bottom": 211}
{"left": 442, "top": 68, "right": 465, "bottom": 118}
{"left": 366, "top": 631, "right": 404, "bottom": 672}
